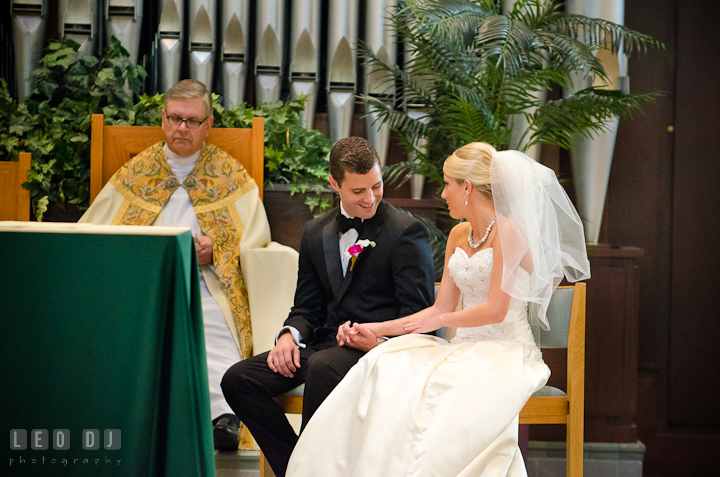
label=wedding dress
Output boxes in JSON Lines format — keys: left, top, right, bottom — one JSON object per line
{"left": 286, "top": 247, "right": 551, "bottom": 477}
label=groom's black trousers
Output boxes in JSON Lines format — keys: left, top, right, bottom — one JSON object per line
{"left": 221, "top": 341, "right": 366, "bottom": 477}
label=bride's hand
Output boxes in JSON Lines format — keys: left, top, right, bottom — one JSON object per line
{"left": 403, "top": 314, "right": 444, "bottom": 334}
{"left": 360, "top": 322, "right": 383, "bottom": 337}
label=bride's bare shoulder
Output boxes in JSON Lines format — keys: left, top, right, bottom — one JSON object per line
{"left": 447, "top": 222, "right": 470, "bottom": 249}
{"left": 495, "top": 216, "right": 525, "bottom": 242}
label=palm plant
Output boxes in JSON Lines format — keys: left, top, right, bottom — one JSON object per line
{"left": 360, "top": 0, "right": 664, "bottom": 187}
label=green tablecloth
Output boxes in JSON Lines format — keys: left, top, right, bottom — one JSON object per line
{"left": 0, "top": 223, "right": 215, "bottom": 476}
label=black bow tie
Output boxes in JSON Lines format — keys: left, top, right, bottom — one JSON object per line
{"left": 336, "top": 214, "right": 363, "bottom": 234}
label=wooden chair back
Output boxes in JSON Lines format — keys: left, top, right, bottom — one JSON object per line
{"left": 0, "top": 152, "right": 31, "bottom": 221}
{"left": 89, "top": 114, "right": 265, "bottom": 203}
{"left": 519, "top": 283, "right": 586, "bottom": 477}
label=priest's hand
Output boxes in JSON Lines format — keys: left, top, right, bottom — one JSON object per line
{"left": 196, "top": 235, "right": 213, "bottom": 265}
{"left": 268, "top": 331, "right": 301, "bottom": 378}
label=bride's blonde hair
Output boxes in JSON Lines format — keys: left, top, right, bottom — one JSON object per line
{"left": 443, "top": 142, "right": 498, "bottom": 197}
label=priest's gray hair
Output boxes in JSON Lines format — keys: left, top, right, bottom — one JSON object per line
{"left": 165, "top": 79, "right": 212, "bottom": 117}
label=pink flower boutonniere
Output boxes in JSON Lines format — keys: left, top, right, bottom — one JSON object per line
{"left": 344, "top": 239, "right": 376, "bottom": 271}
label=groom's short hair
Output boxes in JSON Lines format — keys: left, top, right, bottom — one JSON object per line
{"left": 329, "top": 137, "right": 380, "bottom": 185}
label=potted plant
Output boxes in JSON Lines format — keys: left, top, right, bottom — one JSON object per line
{"left": 215, "top": 96, "right": 334, "bottom": 250}
{"left": 215, "top": 97, "right": 333, "bottom": 209}
{"left": 361, "top": 0, "right": 663, "bottom": 212}
{"left": 0, "top": 78, "right": 19, "bottom": 160}
{"left": 1, "top": 34, "right": 333, "bottom": 230}
{"left": 0, "top": 37, "right": 146, "bottom": 221}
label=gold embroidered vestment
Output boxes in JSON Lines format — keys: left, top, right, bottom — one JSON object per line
{"left": 108, "top": 141, "right": 256, "bottom": 359}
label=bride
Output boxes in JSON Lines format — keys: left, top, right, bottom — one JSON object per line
{"left": 286, "top": 142, "right": 591, "bottom": 476}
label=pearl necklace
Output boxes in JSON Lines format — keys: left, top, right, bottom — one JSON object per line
{"left": 468, "top": 216, "right": 497, "bottom": 249}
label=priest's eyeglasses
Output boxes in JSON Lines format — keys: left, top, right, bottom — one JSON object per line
{"left": 166, "top": 115, "right": 209, "bottom": 129}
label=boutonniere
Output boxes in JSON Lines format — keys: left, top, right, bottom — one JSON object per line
{"left": 344, "top": 239, "right": 376, "bottom": 271}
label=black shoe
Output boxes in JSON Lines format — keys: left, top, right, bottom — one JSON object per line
{"left": 213, "top": 415, "right": 240, "bottom": 451}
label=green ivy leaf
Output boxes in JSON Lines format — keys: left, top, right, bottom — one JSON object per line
{"left": 98, "top": 69, "right": 116, "bottom": 82}
{"left": 2, "top": 37, "right": 333, "bottom": 218}
{"left": 304, "top": 196, "right": 319, "bottom": 210}
{"left": 33, "top": 196, "right": 49, "bottom": 221}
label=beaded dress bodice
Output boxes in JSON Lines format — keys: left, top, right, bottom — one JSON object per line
{"left": 447, "top": 247, "right": 541, "bottom": 358}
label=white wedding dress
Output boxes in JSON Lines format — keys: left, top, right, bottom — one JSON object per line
{"left": 287, "top": 247, "right": 551, "bottom": 477}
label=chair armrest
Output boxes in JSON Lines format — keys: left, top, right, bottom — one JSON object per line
{"left": 244, "top": 242, "right": 299, "bottom": 355}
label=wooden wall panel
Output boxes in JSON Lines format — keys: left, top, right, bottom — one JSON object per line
{"left": 609, "top": 0, "right": 720, "bottom": 473}
{"left": 530, "top": 247, "right": 641, "bottom": 443}
{"left": 610, "top": 0, "right": 677, "bottom": 377}
{"left": 668, "top": 0, "right": 720, "bottom": 428}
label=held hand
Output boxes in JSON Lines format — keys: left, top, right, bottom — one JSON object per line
{"left": 337, "top": 321, "right": 379, "bottom": 352}
{"left": 403, "top": 313, "right": 444, "bottom": 334}
{"left": 336, "top": 321, "right": 353, "bottom": 347}
{"left": 196, "top": 235, "right": 213, "bottom": 265}
{"left": 268, "top": 332, "right": 301, "bottom": 378}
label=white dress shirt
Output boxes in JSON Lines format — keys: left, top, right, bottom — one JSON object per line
{"left": 277, "top": 202, "right": 362, "bottom": 348}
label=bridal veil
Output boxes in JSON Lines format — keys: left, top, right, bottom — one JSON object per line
{"left": 491, "top": 150, "right": 591, "bottom": 330}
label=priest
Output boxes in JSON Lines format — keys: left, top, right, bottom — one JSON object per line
{"left": 79, "top": 79, "right": 295, "bottom": 451}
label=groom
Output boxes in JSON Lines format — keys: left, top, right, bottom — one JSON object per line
{"left": 221, "top": 137, "right": 435, "bottom": 476}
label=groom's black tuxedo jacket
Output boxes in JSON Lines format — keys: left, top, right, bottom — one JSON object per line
{"left": 284, "top": 200, "right": 435, "bottom": 345}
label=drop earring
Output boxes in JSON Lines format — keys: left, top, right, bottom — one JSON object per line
{"left": 464, "top": 196, "right": 468, "bottom": 206}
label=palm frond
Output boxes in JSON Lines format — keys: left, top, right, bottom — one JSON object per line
{"left": 433, "top": 79, "right": 495, "bottom": 121}
{"left": 541, "top": 13, "right": 665, "bottom": 56}
{"left": 360, "top": 95, "right": 431, "bottom": 140}
{"left": 402, "top": 22, "right": 481, "bottom": 87}
{"left": 525, "top": 88, "right": 659, "bottom": 150}
{"left": 382, "top": 160, "right": 417, "bottom": 188}
{"left": 359, "top": 42, "right": 435, "bottom": 108}
{"left": 533, "top": 30, "right": 607, "bottom": 80}
{"left": 433, "top": 94, "right": 510, "bottom": 146}
{"left": 473, "top": 15, "right": 542, "bottom": 79}
{"left": 504, "top": 65, "right": 572, "bottom": 102}
{"left": 506, "top": 0, "right": 559, "bottom": 28}
{"left": 402, "top": 0, "right": 498, "bottom": 44}
{"left": 435, "top": 96, "right": 489, "bottom": 144}
{"left": 357, "top": 43, "right": 401, "bottom": 95}
{"left": 355, "top": 0, "right": 664, "bottom": 188}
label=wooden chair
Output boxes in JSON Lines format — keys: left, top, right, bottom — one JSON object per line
{"left": 89, "top": 114, "right": 265, "bottom": 203}
{"left": 0, "top": 152, "right": 31, "bottom": 221}
{"left": 520, "top": 283, "right": 586, "bottom": 477}
{"left": 262, "top": 282, "right": 586, "bottom": 477}
{"left": 90, "top": 113, "right": 300, "bottom": 454}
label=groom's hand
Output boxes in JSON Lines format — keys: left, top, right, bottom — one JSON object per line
{"left": 337, "top": 321, "right": 377, "bottom": 352}
{"left": 268, "top": 332, "right": 301, "bottom": 378}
